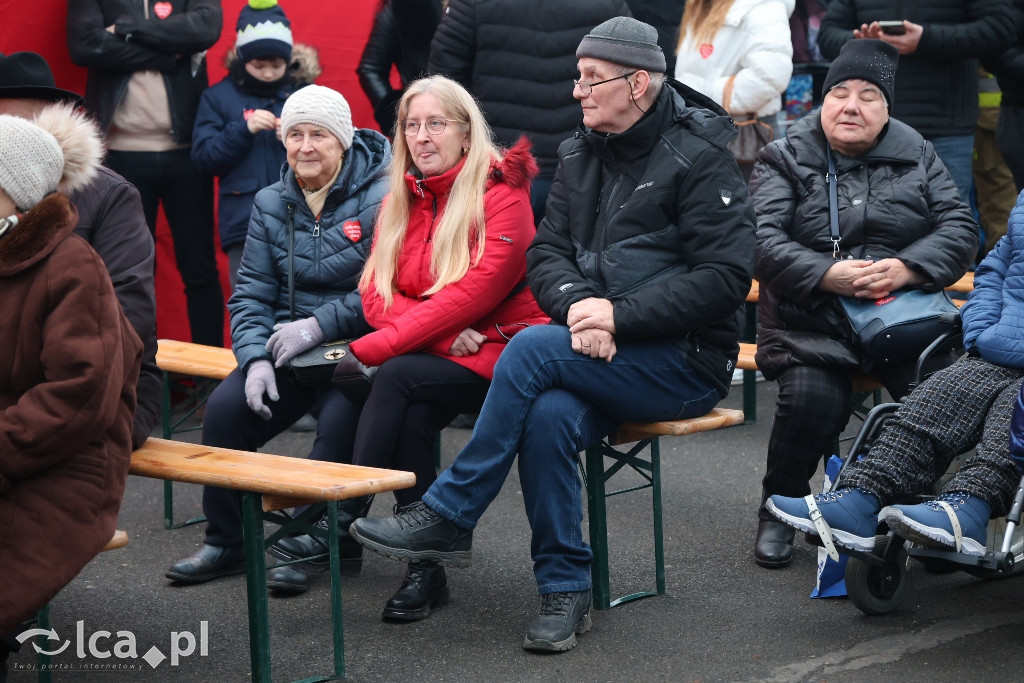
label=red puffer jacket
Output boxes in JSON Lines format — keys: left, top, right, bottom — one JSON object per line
{"left": 351, "top": 138, "right": 549, "bottom": 379}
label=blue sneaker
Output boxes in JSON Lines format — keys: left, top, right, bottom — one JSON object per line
{"left": 765, "top": 488, "right": 881, "bottom": 555}
{"left": 881, "top": 493, "right": 990, "bottom": 556}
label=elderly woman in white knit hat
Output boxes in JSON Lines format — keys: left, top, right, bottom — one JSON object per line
{"left": 166, "top": 85, "right": 392, "bottom": 595}
{"left": 0, "top": 104, "right": 142, "bottom": 673}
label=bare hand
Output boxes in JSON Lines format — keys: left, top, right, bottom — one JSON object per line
{"left": 571, "top": 328, "right": 617, "bottom": 362}
{"left": 821, "top": 258, "right": 923, "bottom": 298}
{"left": 854, "top": 21, "right": 922, "bottom": 54}
{"left": 449, "top": 328, "right": 487, "bottom": 357}
{"left": 567, "top": 297, "right": 616, "bottom": 334}
{"left": 247, "top": 109, "right": 278, "bottom": 134}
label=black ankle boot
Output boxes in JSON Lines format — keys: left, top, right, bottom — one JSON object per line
{"left": 270, "top": 496, "right": 373, "bottom": 577}
{"left": 381, "top": 560, "right": 449, "bottom": 621}
{"left": 754, "top": 518, "right": 795, "bottom": 568}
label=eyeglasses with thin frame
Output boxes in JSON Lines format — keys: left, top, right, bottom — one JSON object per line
{"left": 573, "top": 71, "right": 637, "bottom": 96}
{"left": 402, "top": 118, "right": 460, "bottom": 136}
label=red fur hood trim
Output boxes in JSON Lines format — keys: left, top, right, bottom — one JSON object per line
{"left": 488, "top": 137, "right": 539, "bottom": 190}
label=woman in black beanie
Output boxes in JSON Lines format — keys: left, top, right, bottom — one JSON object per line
{"left": 748, "top": 39, "right": 978, "bottom": 568}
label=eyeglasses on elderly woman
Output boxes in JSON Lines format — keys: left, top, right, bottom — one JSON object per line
{"left": 402, "top": 118, "right": 461, "bottom": 136}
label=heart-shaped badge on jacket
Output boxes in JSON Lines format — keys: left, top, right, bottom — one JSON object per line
{"left": 699, "top": 43, "right": 714, "bottom": 59}
{"left": 342, "top": 221, "right": 362, "bottom": 242}
{"left": 154, "top": 2, "right": 173, "bottom": 19}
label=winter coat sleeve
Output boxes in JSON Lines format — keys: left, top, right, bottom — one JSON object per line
{"left": 0, "top": 242, "right": 137, "bottom": 480}
{"left": 110, "top": 0, "right": 222, "bottom": 55}
{"left": 229, "top": 203, "right": 281, "bottom": 371}
{"left": 890, "top": 143, "right": 979, "bottom": 288}
{"left": 528, "top": 157, "right": 603, "bottom": 323}
{"left": 683, "top": 2, "right": 794, "bottom": 116}
{"left": 350, "top": 186, "right": 534, "bottom": 366}
{"left": 427, "top": 0, "right": 476, "bottom": 86}
{"left": 611, "top": 147, "right": 756, "bottom": 340}
{"left": 750, "top": 140, "right": 838, "bottom": 306}
{"left": 358, "top": 1, "right": 404, "bottom": 133}
{"left": 916, "top": 0, "right": 1015, "bottom": 59}
{"left": 961, "top": 233, "right": 1009, "bottom": 351}
{"left": 75, "top": 173, "right": 160, "bottom": 450}
{"left": 816, "top": 0, "right": 856, "bottom": 60}
{"left": 66, "top": 0, "right": 175, "bottom": 72}
{"left": 191, "top": 85, "right": 257, "bottom": 176}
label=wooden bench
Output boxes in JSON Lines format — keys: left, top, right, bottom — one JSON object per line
{"left": 738, "top": 272, "right": 975, "bottom": 421}
{"left": 155, "top": 339, "right": 238, "bottom": 528}
{"left": 35, "top": 531, "right": 129, "bottom": 683}
{"left": 129, "top": 437, "right": 415, "bottom": 682}
{"left": 582, "top": 407, "right": 745, "bottom": 610}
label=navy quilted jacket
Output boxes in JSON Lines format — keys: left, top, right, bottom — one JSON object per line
{"left": 228, "top": 128, "right": 391, "bottom": 371}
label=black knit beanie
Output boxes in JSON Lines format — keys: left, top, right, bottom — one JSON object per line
{"left": 822, "top": 39, "right": 898, "bottom": 110}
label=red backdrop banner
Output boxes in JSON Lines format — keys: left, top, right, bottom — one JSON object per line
{"left": 1, "top": 0, "right": 384, "bottom": 346}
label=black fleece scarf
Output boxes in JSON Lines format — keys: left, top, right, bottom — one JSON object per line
{"left": 229, "top": 59, "right": 294, "bottom": 98}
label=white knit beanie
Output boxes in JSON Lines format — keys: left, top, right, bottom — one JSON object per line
{"left": 280, "top": 84, "right": 354, "bottom": 151}
{"left": 0, "top": 114, "right": 64, "bottom": 211}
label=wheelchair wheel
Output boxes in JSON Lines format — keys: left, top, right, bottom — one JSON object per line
{"left": 846, "top": 535, "right": 910, "bottom": 616}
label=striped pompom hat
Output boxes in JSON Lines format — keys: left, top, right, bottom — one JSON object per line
{"left": 235, "top": 0, "right": 293, "bottom": 63}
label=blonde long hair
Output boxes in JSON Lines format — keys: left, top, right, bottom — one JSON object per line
{"left": 677, "top": 0, "right": 734, "bottom": 49}
{"left": 360, "top": 76, "right": 499, "bottom": 307}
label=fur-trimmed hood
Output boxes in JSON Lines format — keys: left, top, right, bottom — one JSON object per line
{"left": 487, "top": 136, "right": 539, "bottom": 190}
{"left": 224, "top": 43, "right": 322, "bottom": 86}
{"left": 0, "top": 193, "right": 78, "bottom": 276}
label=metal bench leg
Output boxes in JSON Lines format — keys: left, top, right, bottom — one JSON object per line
{"left": 583, "top": 436, "right": 664, "bottom": 610}
{"left": 325, "top": 501, "right": 345, "bottom": 680}
{"left": 241, "top": 492, "right": 273, "bottom": 683}
{"left": 742, "top": 300, "right": 758, "bottom": 423}
{"left": 160, "top": 370, "right": 207, "bottom": 530}
{"left": 36, "top": 604, "right": 51, "bottom": 683}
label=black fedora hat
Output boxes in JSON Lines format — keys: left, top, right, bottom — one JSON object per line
{"left": 0, "top": 51, "right": 85, "bottom": 106}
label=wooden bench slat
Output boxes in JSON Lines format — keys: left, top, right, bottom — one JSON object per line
{"left": 610, "top": 407, "right": 745, "bottom": 446}
{"left": 131, "top": 438, "right": 416, "bottom": 510}
{"left": 156, "top": 339, "right": 237, "bottom": 380}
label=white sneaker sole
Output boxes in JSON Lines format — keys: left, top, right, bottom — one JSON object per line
{"left": 765, "top": 499, "right": 876, "bottom": 553}
{"left": 881, "top": 508, "right": 985, "bottom": 557}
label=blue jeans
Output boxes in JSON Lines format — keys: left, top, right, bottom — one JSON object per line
{"left": 422, "top": 325, "right": 722, "bottom": 593}
{"left": 928, "top": 134, "right": 975, "bottom": 206}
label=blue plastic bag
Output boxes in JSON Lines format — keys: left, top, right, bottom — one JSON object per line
{"left": 810, "top": 455, "right": 848, "bottom": 598}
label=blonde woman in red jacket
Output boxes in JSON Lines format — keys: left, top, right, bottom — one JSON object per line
{"left": 274, "top": 75, "right": 548, "bottom": 619}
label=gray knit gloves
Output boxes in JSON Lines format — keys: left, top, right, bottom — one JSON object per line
{"left": 266, "top": 316, "right": 326, "bottom": 367}
{"left": 244, "top": 359, "right": 279, "bottom": 420}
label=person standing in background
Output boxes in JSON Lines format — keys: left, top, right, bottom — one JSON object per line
{"left": 817, "top": 0, "right": 1015, "bottom": 207}
{"left": 983, "top": 0, "right": 1024, "bottom": 194}
{"left": 428, "top": 0, "right": 631, "bottom": 225}
{"left": 192, "top": 0, "right": 322, "bottom": 290}
{"left": 972, "top": 68, "right": 1016, "bottom": 259}
{"left": 67, "top": 0, "right": 226, "bottom": 347}
{"left": 673, "top": 0, "right": 794, "bottom": 180}
{"left": 357, "top": 0, "right": 444, "bottom": 136}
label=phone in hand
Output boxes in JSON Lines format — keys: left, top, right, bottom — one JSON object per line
{"left": 877, "top": 20, "right": 906, "bottom": 35}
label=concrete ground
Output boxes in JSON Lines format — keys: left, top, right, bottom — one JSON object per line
{"left": 7, "top": 380, "right": 1024, "bottom": 682}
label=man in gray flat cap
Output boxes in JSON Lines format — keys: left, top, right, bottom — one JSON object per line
{"left": 351, "top": 17, "right": 755, "bottom": 653}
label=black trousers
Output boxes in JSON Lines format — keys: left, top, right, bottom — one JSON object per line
{"left": 758, "top": 362, "right": 920, "bottom": 520}
{"left": 106, "top": 148, "right": 224, "bottom": 347}
{"left": 201, "top": 367, "right": 362, "bottom": 547}
{"left": 352, "top": 353, "right": 490, "bottom": 507}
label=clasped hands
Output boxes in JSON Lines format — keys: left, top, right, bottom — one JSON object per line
{"left": 821, "top": 258, "right": 924, "bottom": 299}
{"left": 567, "top": 297, "right": 617, "bottom": 362}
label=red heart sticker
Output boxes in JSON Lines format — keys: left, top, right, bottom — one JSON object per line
{"left": 242, "top": 109, "right": 255, "bottom": 121}
{"left": 342, "top": 221, "right": 362, "bottom": 242}
{"left": 699, "top": 43, "right": 714, "bottom": 59}
{"left": 154, "top": 2, "right": 172, "bottom": 19}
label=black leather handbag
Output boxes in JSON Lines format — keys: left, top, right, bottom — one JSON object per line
{"left": 330, "top": 343, "right": 377, "bottom": 405}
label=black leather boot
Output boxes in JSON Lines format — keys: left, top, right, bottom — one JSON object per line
{"left": 270, "top": 496, "right": 372, "bottom": 577}
{"left": 754, "top": 518, "right": 795, "bottom": 568}
{"left": 381, "top": 560, "right": 450, "bottom": 621}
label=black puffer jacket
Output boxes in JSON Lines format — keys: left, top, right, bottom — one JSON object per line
{"left": 428, "top": 0, "right": 631, "bottom": 178}
{"left": 750, "top": 112, "right": 978, "bottom": 377}
{"left": 982, "top": 0, "right": 1024, "bottom": 107}
{"left": 818, "top": 0, "right": 1015, "bottom": 138}
{"left": 357, "top": 0, "right": 444, "bottom": 134}
{"left": 66, "top": 0, "right": 222, "bottom": 144}
{"left": 527, "top": 80, "right": 756, "bottom": 396}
